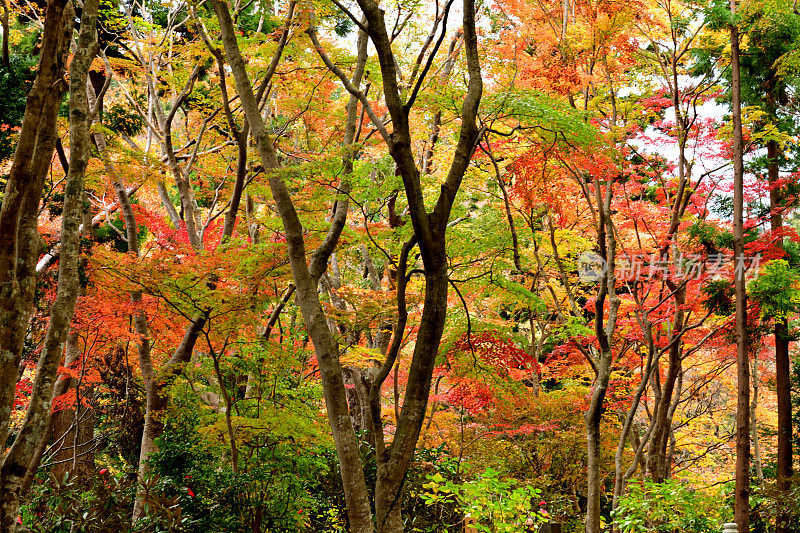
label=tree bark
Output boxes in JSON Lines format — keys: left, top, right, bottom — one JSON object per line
{"left": 1, "top": 0, "right": 9, "bottom": 68}
{"left": 211, "top": 4, "right": 374, "bottom": 531}
{"left": 584, "top": 177, "right": 620, "bottom": 533}
{"left": 646, "top": 285, "right": 685, "bottom": 482}
{"left": 216, "top": 1, "right": 482, "bottom": 530}
{"left": 133, "top": 315, "right": 206, "bottom": 521}
{"left": 351, "top": 1, "right": 483, "bottom": 530}
{"left": 0, "top": 0, "right": 72, "bottom": 453}
{"left": 751, "top": 349, "right": 763, "bottom": 484}
{"left": 87, "top": 79, "right": 163, "bottom": 521}
{"left": 767, "top": 135, "right": 792, "bottom": 533}
{"left": 0, "top": 0, "right": 98, "bottom": 524}
{"left": 730, "top": 3, "right": 750, "bottom": 529}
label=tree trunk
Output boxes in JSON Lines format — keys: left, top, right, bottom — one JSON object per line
{"left": 0, "top": 1, "right": 98, "bottom": 524}
{"left": 352, "top": 3, "right": 483, "bottom": 530}
{"left": 584, "top": 173, "right": 619, "bottom": 533}
{"left": 611, "top": 340, "right": 657, "bottom": 518}
{"left": 0, "top": 0, "right": 72, "bottom": 452}
{"left": 768, "top": 136, "right": 792, "bottom": 533}
{"left": 211, "top": 3, "right": 374, "bottom": 531}
{"left": 87, "top": 82, "right": 163, "bottom": 521}
{"left": 730, "top": 4, "right": 750, "bottom": 529}
{"left": 585, "top": 365, "right": 610, "bottom": 533}
{"left": 133, "top": 315, "right": 206, "bottom": 520}
{"left": 375, "top": 266, "right": 449, "bottom": 532}
{"left": 646, "top": 285, "right": 685, "bottom": 482}
{"left": 1, "top": 0, "right": 8, "bottom": 68}
{"left": 216, "top": 1, "right": 483, "bottom": 530}
{"left": 751, "top": 350, "right": 763, "bottom": 484}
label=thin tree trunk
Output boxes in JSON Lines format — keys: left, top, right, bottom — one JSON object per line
{"left": 132, "top": 22, "right": 256, "bottom": 498}
{"left": 133, "top": 315, "right": 206, "bottom": 520}
{"left": 1, "top": 0, "right": 9, "bottom": 68}
{"left": 646, "top": 285, "right": 685, "bottom": 482}
{"left": 88, "top": 83, "right": 161, "bottom": 522}
{"left": 21, "top": 328, "right": 82, "bottom": 494}
{"left": 211, "top": 4, "right": 374, "bottom": 531}
{"left": 584, "top": 172, "right": 620, "bottom": 533}
{"left": 612, "top": 340, "right": 657, "bottom": 515}
{"left": 768, "top": 136, "right": 792, "bottom": 533}
{"left": 156, "top": 181, "right": 181, "bottom": 228}
{"left": 730, "top": 2, "right": 750, "bottom": 528}
{"left": 211, "top": 349, "right": 239, "bottom": 473}
{"left": 585, "top": 363, "right": 610, "bottom": 533}
{"left": 751, "top": 350, "right": 763, "bottom": 484}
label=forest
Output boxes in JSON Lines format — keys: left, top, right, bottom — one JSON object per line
{"left": 0, "top": 0, "right": 799, "bottom": 530}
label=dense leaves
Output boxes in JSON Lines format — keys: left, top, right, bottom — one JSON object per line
{"left": 2, "top": 0, "right": 800, "bottom": 531}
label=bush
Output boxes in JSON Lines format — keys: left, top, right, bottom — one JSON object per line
{"left": 148, "top": 403, "right": 333, "bottom": 532}
{"left": 419, "top": 467, "right": 544, "bottom": 533}
{"left": 612, "top": 479, "right": 723, "bottom": 533}
{"left": 22, "top": 472, "right": 195, "bottom": 532}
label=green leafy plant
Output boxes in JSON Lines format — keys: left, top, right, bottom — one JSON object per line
{"left": 22, "top": 472, "right": 194, "bottom": 532}
{"left": 750, "top": 259, "right": 800, "bottom": 320}
{"left": 419, "top": 468, "right": 543, "bottom": 532}
{"left": 612, "top": 479, "right": 723, "bottom": 533}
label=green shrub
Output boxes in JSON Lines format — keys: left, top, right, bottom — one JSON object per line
{"left": 419, "top": 467, "right": 543, "bottom": 532}
{"left": 612, "top": 479, "right": 723, "bottom": 533}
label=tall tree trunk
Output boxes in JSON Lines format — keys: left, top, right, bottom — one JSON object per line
{"left": 216, "top": 1, "right": 483, "bottom": 530}
{"left": 87, "top": 80, "right": 162, "bottom": 520}
{"left": 730, "top": 3, "right": 750, "bottom": 529}
{"left": 644, "top": 281, "right": 686, "bottom": 483}
{"left": 585, "top": 360, "right": 611, "bottom": 533}
{"left": 584, "top": 180, "right": 619, "bottom": 533}
{"left": 768, "top": 136, "right": 792, "bottom": 533}
{"left": 1, "top": 0, "right": 9, "bottom": 68}
{"left": 131, "top": 0, "right": 293, "bottom": 518}
{"left": 0, "top": 0, "right": 98, "bottom": 524}
{"left": 751, "top": 349, "right": 763, "bottom": 484}
{"left": 350, "top": 2, "right": 483, "bottom": 529}
{"left": 211, "top": 4, "right": 375, "bottom": 531}
{"left": 0, "top": 0, "right": 72, "bottom": 452}
{"left": 611, "top": 337, "right": 657, "bottom": 518}
{"left": 374, "top": 266, "right": 449, "bottom": 533}
{"left": 132, "top": 315, "right": 206, "bottom": 520}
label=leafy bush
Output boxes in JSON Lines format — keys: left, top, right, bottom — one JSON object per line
{"left": 105, "top": 102, "right": 145, "bottom": 137}
{"left": 419, "top": 468, "right": 543, "bottom": 532}
{"left": 401, "top": 446, "right": 463, "bottom": 532}
{"left": 612, "top": 479, "right": 723, "bottom": 533}
{"left": 752, "top": 476, "right": 800, "bottom": 531}
{"left": 22, "top": 472, "right": 195, "bottom": 532}
{"left": 148, "top": 400, "right": 333, "bottom": 532}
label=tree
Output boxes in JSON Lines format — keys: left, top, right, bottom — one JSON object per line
{"left": 209, "top": 0, "right": 483, "bottom": 530}
{"left": 729, "top": 0, "right": 750, "bottom": 527}
{"left": 0, "top": 0, "right": 99, "bottom": 525}
{"left": 736, "top": 3, "right": 800, "bottom": 528}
